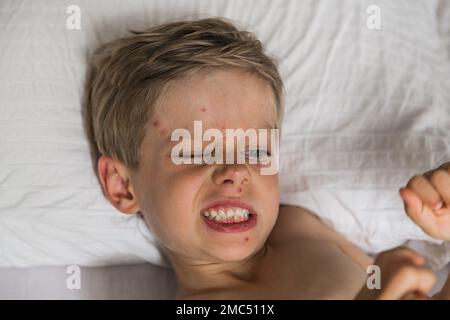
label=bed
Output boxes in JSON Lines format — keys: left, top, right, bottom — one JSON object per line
{"left": 1, "top": 0, "right": 449, "bottom": 299}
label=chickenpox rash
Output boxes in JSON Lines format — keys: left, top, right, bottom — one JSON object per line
{"left": 237, "top": 188, "right": 242, "bottom": 193}
{"left": 200, "top": 107, "right": 207, "bottom": 112}
{"left": 151, "top": 119, "right": 166, "bottom": 135}
{"left": 245, "top": 237, "right": 249, "bottom": 242}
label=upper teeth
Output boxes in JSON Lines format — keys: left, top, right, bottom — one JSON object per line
{"left": 203, "top": 207, "right": 250, "bottom": 222}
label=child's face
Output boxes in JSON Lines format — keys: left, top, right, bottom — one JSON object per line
{"left": 129, "top": 69, "right": 279, "bottom": 263}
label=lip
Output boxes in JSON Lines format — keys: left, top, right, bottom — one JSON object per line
{"left": 200, "top": 198, "right": 258, "bottom": 233}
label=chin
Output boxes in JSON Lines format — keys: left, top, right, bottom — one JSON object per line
{"left": 208, "top": 241, "right": 262, "bottom": 262}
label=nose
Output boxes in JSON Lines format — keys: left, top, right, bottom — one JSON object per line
{"left": 212, "top": 164, "right": 250, "bottom": 187}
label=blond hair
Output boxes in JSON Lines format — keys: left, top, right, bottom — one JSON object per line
{"left": 83, "top": 17, "right": 284, "bottom": 174}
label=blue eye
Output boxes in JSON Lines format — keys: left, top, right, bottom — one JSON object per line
{"left": 174, "top": 152, "right": 202, "bottom": 161}
{"left": 184, "top": 153, "right": 203, "bottom": 159}
{"left": 245, "top": 149, "right": 271, "bottom": 159}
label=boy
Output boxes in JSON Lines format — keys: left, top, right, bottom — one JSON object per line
{"left": 84, "top": 17, "right": 447, "bottom": 299}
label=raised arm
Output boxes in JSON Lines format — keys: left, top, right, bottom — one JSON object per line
{"left": 399, "top": 161, "right": 450, "bottom": 299}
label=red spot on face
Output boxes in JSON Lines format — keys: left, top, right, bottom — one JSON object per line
{"left": 237, "top": 188, "right": 242, "bottom": 193}
{"left": 152, "top": 120, "right": 159, "bottom": 127}
{"left": 200, "top": 107, "right": 207, "bottom": 112}
{"left": 159, "top": 129, "right": 166, "bottom": 135}
{"left": 245, "top": 237, "right": 249, "bottom": 242}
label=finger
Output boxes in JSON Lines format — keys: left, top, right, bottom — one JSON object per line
{"left": 399, "top": 188, "right": 439, "bottom": 237}
{"left": 399, "top": 187, "right": 424, "bottom": 218}
{"left": 401, "top": 248, "right": 425, "bottom": 266}
{"left": 423, "top": 162, "right": 450, "bottom": 179}
{"left": 412, "top": 290, "right": 431, "bottom": 300}
{"left": 413, "top": 268, "right": 436, "bottom": 296}
{"left": 401, "top": 291, "right": 429, "bottom": 300}
{"left": 381, "top": 266, "right": 435, "bottom": 300}
{"left": 406, "top": 175, "right": 443, "bottom": 210}
{"left": 385, "top": 246, "right": 425, "bottom": 266}
{"left": 428, "top": 170, "right": 450, "bottom": 208}
{"left": 438, "top": 162, "right": 450, "bottom": 173}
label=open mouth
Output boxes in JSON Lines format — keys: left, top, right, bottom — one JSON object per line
{"left": 200, "top": 203, "right": 257, "bottom": 233}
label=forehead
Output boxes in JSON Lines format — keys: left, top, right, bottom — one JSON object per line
{"left": 153, "top": 69, "right": 277, "bottom": 130}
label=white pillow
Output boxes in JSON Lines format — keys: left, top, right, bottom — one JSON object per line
{"left": 1, "top": 0, "right": 449, "bottom": 269}
{"left": 278, "top": 0, "right": 450, "bottom": 269}
{"left": 0, "top": 0, "right": 312, "bottom": 268}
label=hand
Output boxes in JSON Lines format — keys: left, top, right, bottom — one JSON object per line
{"left": 355, "top": 247, "right": 435, "bottom": 300}
{"left": 399, "top": 162, "right": 450, "bottom": 241}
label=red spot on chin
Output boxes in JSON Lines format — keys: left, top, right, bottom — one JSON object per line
{"left": 245, "top": 237, "right": 249, "bottom": 242}
{"left": 200, "top": 107, "right": 207, "bottom": 112}
{"left": 152, "top": 120, "right": 159, "bottom": 127}
{"left": 160, "top": 129, "right": 166, "bottom": 135}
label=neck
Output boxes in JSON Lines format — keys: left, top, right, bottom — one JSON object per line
{"left": 165, "top": 244, "right": 269, "bottom": 298}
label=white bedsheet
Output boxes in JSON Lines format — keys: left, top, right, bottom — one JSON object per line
{"left": 0, "top": 264, "right": 176, "bottom": 299}
{"left": 1, "top": 0, "right": 450, "bottom": 284}
{"left": 0, "top": 263, "right": 448, "bottom": 299}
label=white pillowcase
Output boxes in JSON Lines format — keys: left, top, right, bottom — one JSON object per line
{"left": 278, "top": 0, "right": 450, "bottom": 268}
{"left": 1, "top": 0, "right": 449, "bottom": 269}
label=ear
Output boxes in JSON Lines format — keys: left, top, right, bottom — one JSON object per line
{"left": 97, "top": 155, "right": 141, "bottom": 214}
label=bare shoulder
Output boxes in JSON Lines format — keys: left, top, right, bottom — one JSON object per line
{"left": 267, "top": 204, "right": 340, "bottom": 245}
{"left": 268, "top": 205, "right": 373, "bottom": 270}
{"left": 269, "top": 205, "right": 332, "bottom": 241}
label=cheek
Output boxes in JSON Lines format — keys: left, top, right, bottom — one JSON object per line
{"left": 269, "top": 175, "right": 279, "bottom": 191}
{"left": 258, "top": 175, "right": 279, "bottom": 218}
{"left": 257, "top": 173, "right": 279, "bottom": 194}
{"left": 150, "top": 170, "right": 205, "bottom": 237}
